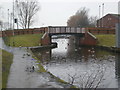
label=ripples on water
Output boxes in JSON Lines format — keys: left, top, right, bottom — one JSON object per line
{"left": 33, "top": 38, "right": 120, "bottom": 88}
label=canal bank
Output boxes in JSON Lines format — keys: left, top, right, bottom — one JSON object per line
{"left": 80, "top": 45, "right": 120, "bottom": 53}
{"left": 94, "top": 34, "right": 120, "bottom": 53}
{"left": 30, "top": 42, "right": 57, "bottom": 51}
{"left": 96, "top": 45, "right": 120, "bottom": 53}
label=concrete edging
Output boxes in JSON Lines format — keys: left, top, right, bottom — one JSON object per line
{"left": 80, "top": 45, "right": 120, "bottom": 53}
{"left": 95, "top": 45, "right": 120, "bottom": 53}
{"left": 30, "top": 43, "right": 57, "bottom": 51}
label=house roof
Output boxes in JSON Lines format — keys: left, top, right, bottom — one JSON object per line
{"left": 110, "top": 14, "right": 120, "bottom": 19}
{"left": 97, "top": 13, "right": 120, "bottom": 21}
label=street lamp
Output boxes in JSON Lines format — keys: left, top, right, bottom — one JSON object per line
{"left": 12, "top": 0, "right": 15, "bottom": 46}
{"left": 102, "top": 3, "right": 104, "bottom": 27}
{"left": 99, "top": 5, "right": 101, "bottom": 27}
{"left": 14, "top": 18, "right": 18, "bottom": 29}
{"left": 8, "top": 9, "right": 9, "bottom": 30}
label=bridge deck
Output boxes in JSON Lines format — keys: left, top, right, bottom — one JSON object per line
{"left": 48, "top": 27, "right": 85, "bottom": 34}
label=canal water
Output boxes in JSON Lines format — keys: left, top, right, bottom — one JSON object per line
{"left": 33, "top": 37, "right": 120, "bottom": 88}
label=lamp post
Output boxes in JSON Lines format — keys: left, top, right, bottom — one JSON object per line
{"left": 8, "top": 9, "right": 9, "bottom": 30}
{"left": 99, "top": 5, "right": 101, "bottom": 27}
{"left": 14, "top": 18, "right": 18, "bottom": 29}
{"left": 13, "top": 0, "right": 15, "bottom": 46}
{"left": 10, "top": 13, "right": 13, "bottom": 29}
{"left": 102, "top": 3, "right": 104, "bottom": 27}
{"left": 116, "top": 1, "right": 120, "bottom": 48}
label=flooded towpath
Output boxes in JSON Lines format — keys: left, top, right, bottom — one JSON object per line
{"left": 0, "top": 38, "right": 70, "bottom": 88}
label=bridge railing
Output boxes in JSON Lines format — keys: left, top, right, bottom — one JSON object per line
{"left": 48, "top": 27, "right": 85, "bottom": 34}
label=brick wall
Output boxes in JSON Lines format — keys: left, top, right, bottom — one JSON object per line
{"left": 40, "top": 33, "right": 51, "bottom": 45}
{"left": 80, "top": 32, "right": 97, "bottom": 46}
{"left": 1, "top": 27, "right": 47, "bottom": 37}
{"left": 85, "top": 27, "right": 115, "bottom": 34}
{"left": 1, "top": 27, "right": 115, "bottom": 37}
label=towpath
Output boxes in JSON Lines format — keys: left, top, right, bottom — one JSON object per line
{"left": 0, "top": 38, "right": 70, "bottom": 88}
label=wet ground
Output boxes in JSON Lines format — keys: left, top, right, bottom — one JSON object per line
{"left": 0, "top": 38, "right": 71, "bottom": 88}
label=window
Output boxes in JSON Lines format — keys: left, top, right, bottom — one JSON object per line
{"left": 108, "top": 18, "right": 112, "bottom": 20}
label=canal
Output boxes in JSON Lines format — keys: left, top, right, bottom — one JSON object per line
{"left": 32, "top": 36, "right": 120, "bottom": 88}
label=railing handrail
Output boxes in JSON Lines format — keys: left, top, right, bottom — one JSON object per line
{"left": 41, "top": 32, "right": 47, "bottom": 39}
{"left": 48, "top": 27, "right": 85, "bottom": 34}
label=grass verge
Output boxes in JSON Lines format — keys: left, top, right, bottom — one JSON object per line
{"left": 1, "top": 49, "right": 13, "bottom": 88}
{"left": 3, "top": 34, "right": 43, "bottom": 47}
{"left": 33, "top": 56, "right": 46, "bottom": 73}
{"left": 95, "top": 34, "right": 115, "bottom": 47}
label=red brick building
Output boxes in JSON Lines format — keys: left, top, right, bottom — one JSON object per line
{"left": 97, "top": 14, "right": 120, "bottom": 29}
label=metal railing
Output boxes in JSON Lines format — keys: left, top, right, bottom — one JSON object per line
{"left": 48, "top": 27, "right": 85, "bottom": 34}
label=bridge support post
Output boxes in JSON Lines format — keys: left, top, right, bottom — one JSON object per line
{"left": 116, "top": 23, "right": 120, "bottom": 48}
{"left": 116, "top": 2, "right": 120, "bottom": 48}
{"left": 79, "top": 32, "right": 97, "bottom": 46}
{"left": 40, "top": 33, "right": 51, "bottom": 46}
{"left": 74, "top": 35, "right": 80, "bottom": 47}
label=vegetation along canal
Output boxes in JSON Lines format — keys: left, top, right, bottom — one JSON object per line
{"left": 32, "top": 35, "right": 120, "bottom": 88}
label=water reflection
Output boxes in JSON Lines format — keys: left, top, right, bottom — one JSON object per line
{"left": 32, "top": 38, "right": 120, "bottom": 88}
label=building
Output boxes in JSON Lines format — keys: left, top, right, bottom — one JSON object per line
{"left": 97, "top": 14, "right": 120, "bottom": 29}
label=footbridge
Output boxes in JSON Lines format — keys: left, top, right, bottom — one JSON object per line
{"left": 48, "top": 26, "right": 85, "bottom": 34}
{"left": 40, "top": 26, "right": 97, "bottom": 46}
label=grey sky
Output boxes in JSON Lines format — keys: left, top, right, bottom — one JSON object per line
{"left": 0, "top": 0, "right": 119, "bottom": 28}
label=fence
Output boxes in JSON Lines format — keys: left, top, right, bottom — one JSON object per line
{"left": 48, "top": 27, "right": 85, "bottom": 34}
{"left": 0, "top": 27, "right": 46, "bottom": 37}
{"left": 86, "top": 27, "right": 115, "bottom": 34}
{"left": 0, "top": 27, "right": 115, "bottom": 37}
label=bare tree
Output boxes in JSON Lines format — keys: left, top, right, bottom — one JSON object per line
{"left": 67, "top": 7, "right": 89, "bottom": 27}
{"left": 89, "top": 16, "right": 98, "bottom": 27}
{"left": 68, "top": 73, "right": 78, "bottom": 85}
{"left": 67, "top": 64, "right": 106, "bottom": 89}
{"left": 78, "top": 69, "right": 105, "bottom": 89}
{"left": 67, "top": 7, "right": 97, "bottom": 28}
{"left": 15, "top": 0, "right": 40, "bottom": 29}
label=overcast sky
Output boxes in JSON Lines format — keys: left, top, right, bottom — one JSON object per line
{"left": 0, "top": 0, "right": 119, "bottom": 28}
